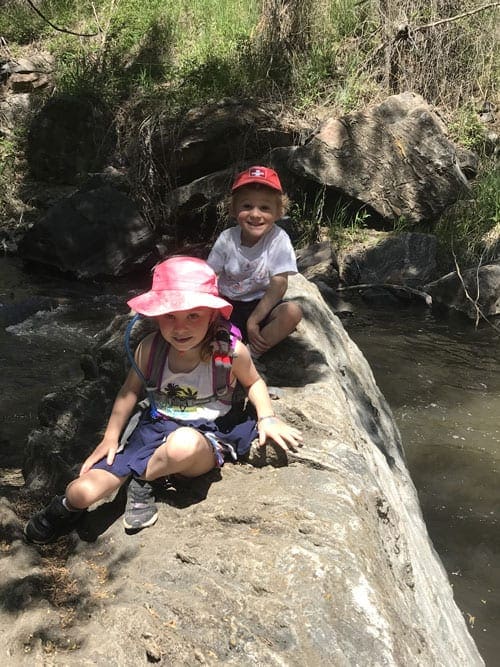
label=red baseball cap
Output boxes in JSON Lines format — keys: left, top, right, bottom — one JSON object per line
{"left": 231, "top": 166, "right": 283, "bottom": 193}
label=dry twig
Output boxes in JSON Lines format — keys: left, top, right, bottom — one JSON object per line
{"left": 415, "top": 2, "right": 500, "bottom": 32}
{"left": 452, "top": 250, "right": 500, "bottom": 331}
{"left": 25, "top": 0, "right": 100, "bottom": 37}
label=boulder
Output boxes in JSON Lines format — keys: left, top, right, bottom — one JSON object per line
{"left": 0, "top": 54, "right": 54, "bottom": 95}
{"left": 128, "top": 98, "right": 302, "bottom": 188}
{"left": 272, "top": 92, "right": 470, "bottom": 223}
{"left": 18, "top": 186, "right": 158, "bottom": 278}
{"left": 5, "top": 274, "right": 482, "bottom": 665}
{"left": 340, "top": 232, "right": 438, "bottom": 286}
{"left": 26, "top": 94, "right": 115, "bottom": 183}
{"left": 424, "top": 262, "right": 500, "bottom": 319}
{"left": 296, "top": 240, "right": 340, "bottom": 287}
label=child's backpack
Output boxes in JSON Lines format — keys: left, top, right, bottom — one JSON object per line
{"left": 124, "top": 314, "right": 241, "bottom": 418}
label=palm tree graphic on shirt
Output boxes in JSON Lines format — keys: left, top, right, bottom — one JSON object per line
{"left": 161, "top": 383, "right": 199, "bottom": 411}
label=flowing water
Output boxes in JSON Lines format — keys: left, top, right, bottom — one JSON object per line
{"left": 0, "top": 257, "right": 129, "bottom": 464}
{"left": 344, "top": 302, "right": 499, "bottom": 665}
{"left": 1, "top": 256, "right": 498, "bottom": 664}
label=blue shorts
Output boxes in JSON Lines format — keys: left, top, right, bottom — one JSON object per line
{"left": 92, "top": 410, "right": 258, "bottom": 478}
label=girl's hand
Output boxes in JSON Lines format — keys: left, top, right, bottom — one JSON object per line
{"left": 79, "top": 437, "right": 119, "bottom": 476}
{"left": 257, "top": 415, "right": 303, "bottom": 451}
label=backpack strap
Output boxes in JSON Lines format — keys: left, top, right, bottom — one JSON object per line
{"left": 145, "top": 331, "right": 169, "bottom": 390}
{"left": 211, "top": 319, "right": 242, "bottom": 400}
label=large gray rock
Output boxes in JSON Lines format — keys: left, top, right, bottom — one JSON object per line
{"left": 18, "top": 186, "right": 158, "bottom": 278}
{"left": 128, "top": 98, "right": 302, "bottom": 188}
{"left": 424, "top": 262, "right": 500, "bottom": 319}
{"left": 340, "top": 231, "right": 438, "bottom": 286}
{"left": 26, "top": 94, "right": 115, "bottom": 183}
{"left": 272, "top": 92, "right": 470, "bottom": 223}
{"left": 2, "top": 275, "right": 482, "bottom": 665}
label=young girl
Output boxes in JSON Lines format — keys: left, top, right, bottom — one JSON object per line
{"left": 24, "top": 256, "right": 302, "bottom": 544}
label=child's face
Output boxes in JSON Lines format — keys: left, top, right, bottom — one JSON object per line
{"left": 231, "top": 186, "right": 283, "bottom": 246}
{"left": 157, "top": 307, "right": 214, "bottom": 352}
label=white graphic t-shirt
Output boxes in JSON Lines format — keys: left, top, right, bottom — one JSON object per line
{"left": 154, "top": 357, "right": 233, "bottom": 422}
{"left": 207, "top": 225, "right": 298, "bottom": 301}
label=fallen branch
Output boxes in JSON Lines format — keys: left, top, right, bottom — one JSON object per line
{"left": 25, "top": 0, "right": 100, "bottom": 37}
{"left": 357, "top": 2, "right": 499, "bottom": 77}
{"left": 415, "top": 2, "right": 500, "bottom": 32}
{"left": 452, "top": 250, "right": 500, "bottom": 332}
{"left": 336, "top": 283, "right": 433, "bottom": 306}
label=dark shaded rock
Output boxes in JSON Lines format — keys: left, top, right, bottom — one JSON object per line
{"left": 455, "top": 147, "right": 479, "bottom": 179}
{"left": 424, "top": 262, "right": 500, "bottom": 319}
{"left": 340, "top": 232, "right": 438, "bottom": 286}
{"left": 26, "top": 94, "right": 115, "bottom": 184}
{"left": 296, "top": 240, "right": 339, "bottom": 287}
{"left": 18, "top": 186, "right": 158, "bottom": 278}
{"left": 140, "top": 99, "right": 303, "bottom": 187}
{"left": 79, "top": 166, "right": 130, "bottom": 194}
{"left": 22, "top": 315, "right": 152, "bottom": 491}
{"left": 160, "top": 169, "right": 234, "bottom": 236}
{"left": 272, "top": 92, "right": 469, "bottom": 223}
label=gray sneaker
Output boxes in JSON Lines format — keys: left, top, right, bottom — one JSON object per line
{"left": 123, "top": 478, "right": 158, "bottom": 530}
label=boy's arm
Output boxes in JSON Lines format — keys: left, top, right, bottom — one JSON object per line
{"left": 246, "top": 273, "right": 288, "bottom": 351}
{"left": 206, "top": 234, "right": 225, "bottom": 274}
{"left": 232, "top": 341, "right": 302, "bottom": 451}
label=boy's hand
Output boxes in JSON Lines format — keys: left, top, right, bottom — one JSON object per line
{"left": 247, "top": 320, "right": 270, "bottom": 355}
{"left": 257, "top": 416, "right": 303, "bottom": 451}
{"left": 79, "top": 437, "right": 119, "bottom": 475}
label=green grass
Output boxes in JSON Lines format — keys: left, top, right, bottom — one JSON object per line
{"left": 434, "top": 164, "right": 500, "bottom": 269}
{"left": 1, "top": 0, "right": 498, "bottom": 267}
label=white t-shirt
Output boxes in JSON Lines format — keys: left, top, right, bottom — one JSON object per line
{"left": 154, "top": 356, "right": 233, "bottom": 422}
{"left": 207, "top": 225, "right": 298, "bottom": 301}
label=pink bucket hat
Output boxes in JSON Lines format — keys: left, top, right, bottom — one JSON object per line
{"left": 127, "top": 256, "right": 233, "bottom": 319}
{"left": 231, "top": 166, "right": 283, "bottom": 193}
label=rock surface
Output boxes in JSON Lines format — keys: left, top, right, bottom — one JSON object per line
{"left": 340, "top": 231, "right": 438, "bottom": 286}
{"left": 272, "top": 92, "right": 470, "bottom": 223}
{"left": 26, "top": 94, "right": 115, "bottom": 183}
{"left": 424, "top": 262, "right": 500, "bottom": 319}
{"left": 0, "top": 274, "right": 483, "bottom": 665}
{"left": 18, "top": 185, "right": 158, "bottom": 278}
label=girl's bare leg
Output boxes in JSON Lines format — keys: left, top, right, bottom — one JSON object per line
{"left": 143, "top": 427, "right": 216, "bottom": 481}
{"left": 66, "top": 469, "right": 128, "bottom": 510}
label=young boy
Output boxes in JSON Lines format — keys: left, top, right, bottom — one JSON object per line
{"left": 207, "top": 166, "right": 302, "bottom": 358}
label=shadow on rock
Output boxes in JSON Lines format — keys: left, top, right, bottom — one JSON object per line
{"left": 155, "top": 468, "right": 222, "bottom": 509}
{"left": 76, "top": 485, "right": 128, "bottom": 542}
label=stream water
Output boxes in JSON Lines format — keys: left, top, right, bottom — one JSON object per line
{"left": 0, "top": 256, "right": 498, "bottom": 664}
{"left": 344, "top": 302, "right": 499, "bottom": 665}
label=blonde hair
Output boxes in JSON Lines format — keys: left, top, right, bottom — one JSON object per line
{"left": 228, "top": 184, "right": 290, "bottom": 218}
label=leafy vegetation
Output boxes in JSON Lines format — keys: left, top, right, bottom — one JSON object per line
{"left": 0, "top": 0, "right": 498, "bottom": 266}
{"left": 434, "top": 161, "right": 500, "bottom": 268}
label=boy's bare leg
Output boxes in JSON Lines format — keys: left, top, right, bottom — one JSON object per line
{"left": 259, "top": 301, "right": 302, "bottom": 351}
{"left": 66, "top": 469, "right": 127, "bottom": 510}
{"left": 143, "top": 427, "right": 216, "bottom": 480}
